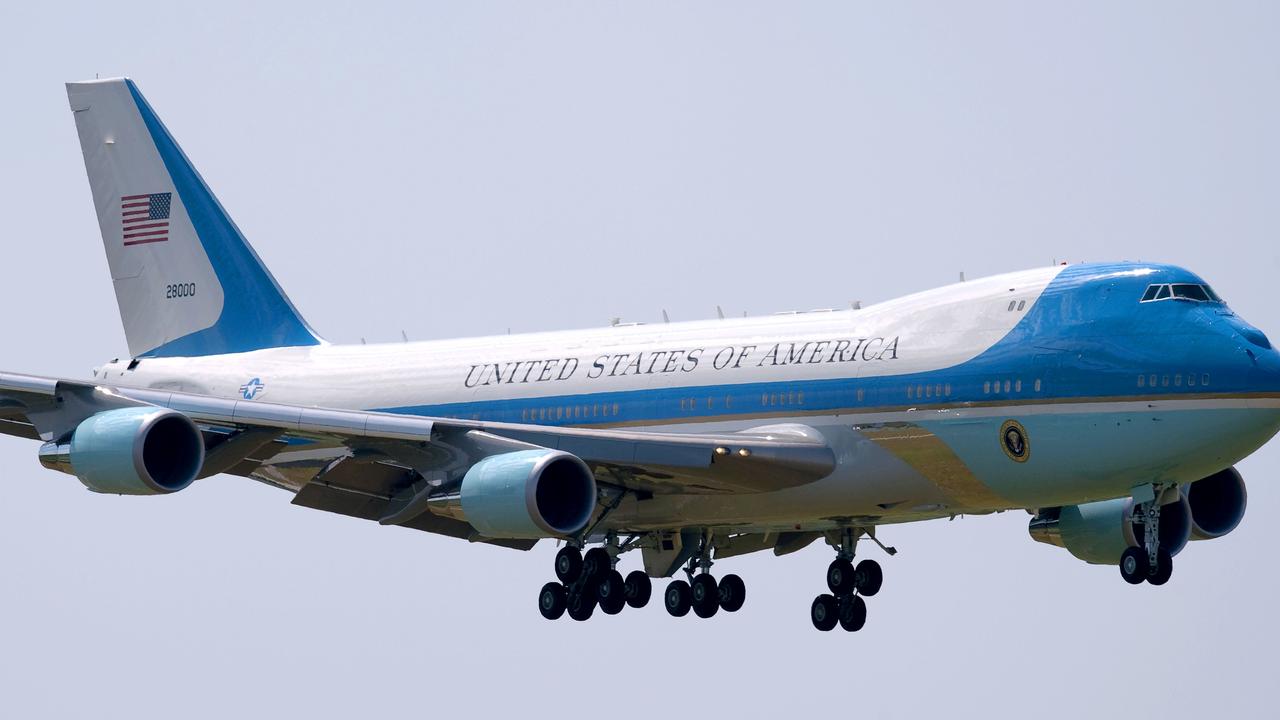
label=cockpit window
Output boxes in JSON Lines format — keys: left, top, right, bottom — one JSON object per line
{"left": 1172, "top": 284, "right": 1211, "bottom": 302}
{"left": 1140, "top": 283, "right": 1221, "bottom": 304}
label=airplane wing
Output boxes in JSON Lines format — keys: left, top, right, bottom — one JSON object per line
{"left": 0, "top": 372, "right": 835, "bottom": 549}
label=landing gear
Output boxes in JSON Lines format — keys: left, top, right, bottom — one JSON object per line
{"left": 540, "top": 533, "right": 655, "bottom": 621}
{"left": 664, "top": 532, "right": 747, "bottom": 620}
{"left": 718, "top": 573, "right": 746, "bottom": 613}
{"left": 540, "top": 530, "right": 746, "bottom": 621}
{"left": 597, "top": 569, "right": 627, "bottom": 615}
{"left": 665, "top": 579, "right": 692, "bottom": 617}
{"left": 538, "top": 582, "right": 567, "bottom": 620}
{"left": 1120, "top": 485, "right": 1176, "bottom": 586}
{"left": 624, "top": 570, "right": 652, "bottom": 609}
{"left": 811, "top": 594, "right": 838, "bottom": 631}
{"left": 691, "top": 574, "right": 719, "bottom": 618}
{"left": 813, "top": 527, "right": 888, "bottom": 633}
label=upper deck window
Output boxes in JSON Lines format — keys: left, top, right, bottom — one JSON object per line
{"left": 1140, "top": 283, "right": 1221, "bottom": 304}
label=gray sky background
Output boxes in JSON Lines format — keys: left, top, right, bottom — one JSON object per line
{"left": 2, "top": 2, "right": 1278, "bottom": 717}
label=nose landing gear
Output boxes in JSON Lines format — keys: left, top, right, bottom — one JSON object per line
{"left": 1119, "top": 485, "right": 1175, "bottom": 586}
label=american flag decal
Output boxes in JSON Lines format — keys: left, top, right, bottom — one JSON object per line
{"left": 121, "top": 192, "right": 172, "bottom": 246}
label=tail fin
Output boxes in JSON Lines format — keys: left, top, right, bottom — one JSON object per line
{"left": 66, "top": 78, "right": 322, "bottom": 358}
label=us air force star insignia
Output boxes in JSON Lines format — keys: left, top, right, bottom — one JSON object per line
{"left": 1000, "top": 419, "right": 1029, "bottom": 462}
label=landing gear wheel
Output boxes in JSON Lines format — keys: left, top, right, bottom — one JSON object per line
{"left": 691, "top": 574, "right": 720, "bottom": 618}
{"left": 566, "top": 587, "right": 597, "bottom": 621}
{"left": 665, "top": 580, "right": 692, "bottom": 617}
{"left": 839, "top": 594, "right": 867, "bottom": 632}
{"left": 538, "top": 582, "right": 567, "bottom": 620}
{"left": 811, "top": 594, "right": 838, "bottom": 631}
{"left": 1120, "top": 546, "right": 1149, "bottom": 585}
{"left": 1147, "top": 547, "right": 1173, "bottom": 586}
{"left": 554, "top": 546, "right": 583, "bottom": 583}
{"left": 718, "top": 573, "right": 746, "bottom": 612}
{"left": 624, "top": 570, "right": 652, "bottom": 609}
{"left": 854, "top": 559, "right": 883, "bottom": 597}
{"left": 583, "top": 547, "right": 612, "bottom": 581}
{"left": 597, "top": 570, "right": 627, "bottom": 615}
{"left": 826, "top": 559, "right": 855, "bottom": 595}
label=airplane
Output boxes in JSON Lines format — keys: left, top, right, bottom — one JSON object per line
{"left": 2, "top": 77, "right": 1277, "bottom": 633}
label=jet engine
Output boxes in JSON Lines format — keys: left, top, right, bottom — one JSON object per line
{"left": 1185, "top": 467, "right": 1247, "bottom": 541}
{"left": 1029, "top": 494, "right": 1192, "bottom": 565}
{"left": 38, "top": 407, "right": 205, "bottom": 495}
{"left": 429, "top": 449, "right": 597, "bottom": 539}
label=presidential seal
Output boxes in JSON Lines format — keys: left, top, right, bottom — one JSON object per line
{"left": 1000, "top": 419, "right": 1029, "bottom": 463}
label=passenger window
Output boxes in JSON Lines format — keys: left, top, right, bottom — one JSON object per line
{"left": 1201, "top": 374, "right": 1209, "bottom": 386}
{"left": 983, "top": 381, "right": 991, "bottom": 394}
{"left": 1017, "top": 300, "right": 1026, "bottom": 311}
{"left": 1137, "top": 375, "right": 1145, "bottom": 388}
{"left": 1034, "top": 379, "right": 1042, "bottom": 392}
{"left": 1015, "top": 380, "right": 1022, "bottom": 392}
{"left": 1174, "top": 374, "right": 1182, "bottom": 387}
{"left": 1188, "top": 374, "right": 1196, "bottom": 387}
{"left": 1008, "top": 301, "right": 1016, "bottom": 311}
{"left": 856, "top": 389, "right": 865, "bottom": 402}
{"left": 1003, "top": 380, "right": 1011, "bottom": 393}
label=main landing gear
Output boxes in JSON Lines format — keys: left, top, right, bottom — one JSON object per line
{"left": 664, "top": 534, "right": 745, "bottom": 620}
{"left": 811, "top": 528, "right": 886, "bottom": 633}
{"left": 1119, "top": 486, "right": 1174, "bottom": 586}
{"left": 539, "top": 537, "right": 652, "bottom": 621}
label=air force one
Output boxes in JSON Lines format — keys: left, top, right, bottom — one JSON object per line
{"left": 2, "top": 78, "right": 1276, "bottom": 632}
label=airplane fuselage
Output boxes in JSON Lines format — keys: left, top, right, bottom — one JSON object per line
{"left": 97, "top": 261, "right": 1280, "bottom": 535}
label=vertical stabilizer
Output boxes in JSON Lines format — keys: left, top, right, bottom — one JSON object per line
{"left": 67, "top": 78, "right": 322, "bottom": 358}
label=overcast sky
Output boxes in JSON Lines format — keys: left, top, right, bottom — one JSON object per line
{"left": 2, "top": 2, "right": 1278, "bottom": 717}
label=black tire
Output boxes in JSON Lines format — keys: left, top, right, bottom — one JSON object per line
{"left": 665, "top": 580, "right": 692, "bottom": 617}
{"left": 583, "top": 547, "right": 612, "bottom": 581}
{"left": 839, "top": 594, "right": 867, "bottom": 632}
{"left": 1147, "top": 547, "right": 1173, "bottom": 586}
{"left": 827, "top": 559, "right": 855, "bottom": 595}
{"left": 1120, "top": 546, "right": 1149, "bottom": 585}
{"left": 555, "top": 546, "right": 583, "bottom": 584}
{"left": 691, "top": 574, "right": 720, "bottom": 618}
{"left": 538, "top": 582, "right": 567, "bottom": 620}
{"left": 855, "top": 559, "right": 883, "bottom": 597}
{"left": 718, "top": 573, "right": 746, "bottom": 612}
{"left": 567, "top": 586, "right": 597, "bottom": 621}
{"left": 811, "top": 594, "right": 838, "bottom": 631}
{"left": 598, "top": 569, "right": 627, "bottom": 614}
{"left": 624, "top": 570, "right": 652, "bottom": 609}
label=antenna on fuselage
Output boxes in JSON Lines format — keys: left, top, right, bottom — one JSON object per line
{"left": 401, "top": 330, "right": 409, "bottom": 342}
{"left": 716, "top": 305, "right": 725, "bottom": 320}
{"left": 360, "top": 337, "right": 366, "bottom": 344}
{"left": 662, "top": 310, "right": 670, "bottom": 324}
{"left": 610, "top": 317, "right": 621, "bottom": 327}
{"left": 851, "top": 300, "right": 862, "bottom": 310}
{"left": 959, "top": 271, "right": 966, "bottom": 282}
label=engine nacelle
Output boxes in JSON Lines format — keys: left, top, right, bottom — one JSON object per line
{"left": 430, "top": 449, "right": 597, "bottom": 539}
{"left": 1185, "top": 467, "right": 1247, "bottom": 541}
{"left": 1029, "top": 494, "right": 1192, "bottom": 565}
{"left": 39, "top": 407, "right": 205, "bottom": 495}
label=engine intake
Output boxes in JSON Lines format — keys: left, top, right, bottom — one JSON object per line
{"left": 1185, "top": 467, "right": 1247, "bottom": 540}
{"left": 39, "top": 407, "right": 205, "bottom": 495}
{"left": 430, "top": 449, "right": 597, "bottom": 539}
{"left": 1029, "top": 494, "right": 1191, "bottom": 565}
